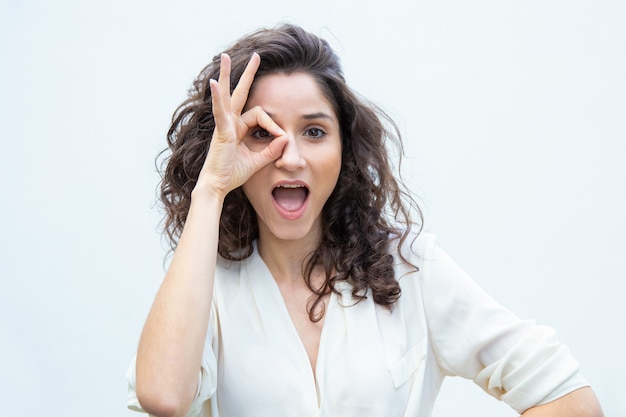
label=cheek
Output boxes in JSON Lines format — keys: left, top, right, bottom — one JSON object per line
{"left": 242, "top": 171, "right": 264, "bottom": 207}
{"left": 326, "top": 146, "right": 343, "bottom": 184}
{"left": 329, "top": 160, "right": 341, "bottom": 186}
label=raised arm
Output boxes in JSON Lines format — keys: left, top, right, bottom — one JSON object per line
{"left": 134, "top": 53, "right": 287, "bottom": 417}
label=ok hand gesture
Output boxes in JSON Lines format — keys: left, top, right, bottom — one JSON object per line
{"left": 195, "top": 53, "right": 287, "bottom": 199}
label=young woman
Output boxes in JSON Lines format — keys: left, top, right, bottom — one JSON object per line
{"left": 127, "top": 24, "right": 603, "bottom": 417}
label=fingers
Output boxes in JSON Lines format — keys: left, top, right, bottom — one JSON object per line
{"left": 211, "top": 53, "right": 261, "bottom": 137}
{"left": 251, "top": 134, "right": 289, "bottom": 171}
{"left": 239, "top": 106, "right": 287, "bottom": 170}
{"left": 231, "top": 53, "right": 260, "bottom": 114}
{"left": 240, "top": 106, "right": 285, "bottom": 139}
{"left": 209, "top": 79, "right": 228, "bottom": 135}
{"left": 214, "top": 52, "right": 260, "bottom": 117}
{"left": 217, "top": 54, "right": 232, "bottom": 114}
{"left": 212, "top": 52, "right": 279, "bottom": 152}
{"left": 263, "top": 134, "right": 289, "bottom": 160}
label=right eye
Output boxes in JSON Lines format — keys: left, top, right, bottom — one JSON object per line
{"left": 251, "top": 128, "right": 274, "bottom": 141}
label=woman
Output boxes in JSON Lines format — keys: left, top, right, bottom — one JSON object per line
{"left": 127, "top": 24, "right": 603, "bottom": 417}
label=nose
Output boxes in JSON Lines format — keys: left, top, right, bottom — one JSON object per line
{"left": 275, "top": 135, "right": 306, "bottom": 171}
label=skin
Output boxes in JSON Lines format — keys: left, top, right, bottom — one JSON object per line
{"left": 242, "top": 72, "right": 342, "bottom": 247}
{"left": 135, "top": 53, "right": 289, "bottom": 417}
{"left": 241, "top": 72, "right": 343, "bottom": 375}
{"left": 521, "top": 387, "right": 603, "bottom": 416}
{"left": 133, "top": 53, "right": 604, "bottom": 417}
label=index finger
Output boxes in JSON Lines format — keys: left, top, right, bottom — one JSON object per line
{"left": 231, "top": 53, "right": 261, "bottom": 114}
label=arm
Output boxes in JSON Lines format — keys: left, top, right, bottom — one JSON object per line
{"left": 133, "top": 53, "right": 287, "bottom": 417}
{"left": 134, "top": 192, "right": 222, "bottom": 417}
{"left": 420, "top": 238, "right": 599, "bottom": 413}
{"left": 521, "top": 387, "right": 604, "bottom": 417}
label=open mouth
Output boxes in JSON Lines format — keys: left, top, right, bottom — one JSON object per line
{"left": 272, "top": 184, "right": 309, "bottom": 212}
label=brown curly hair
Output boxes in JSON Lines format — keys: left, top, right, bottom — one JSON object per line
{"left": 158, "top": 24, "right": 422, "bottom": 321}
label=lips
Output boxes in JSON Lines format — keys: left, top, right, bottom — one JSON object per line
{"left": 271, "top": 183, "right": 309, "bottom": 219}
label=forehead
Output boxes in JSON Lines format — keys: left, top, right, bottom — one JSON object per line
{"left": 246, "top": 72, "right": 337, "bottom": 116}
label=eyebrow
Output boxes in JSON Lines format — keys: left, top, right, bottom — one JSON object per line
{"left": 265, "top": 111, "right": 335, "bottom": 122}
{"left": 301, "top": 112, "right": 334, "bottom": 121}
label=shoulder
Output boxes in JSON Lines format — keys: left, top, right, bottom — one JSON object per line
{"left": 213, "top": 254, "right": 245, "bottom": 298}
{"left": 216, "top": 255, "right": 242, "bottom": 278}
{"left": 214, "top": 243, "right": 264, "bottom": 294}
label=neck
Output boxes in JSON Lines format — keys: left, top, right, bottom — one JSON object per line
{"left": 257, "top": 228, "right": 322, "bottom": 285}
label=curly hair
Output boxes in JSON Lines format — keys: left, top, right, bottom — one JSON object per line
{"left": 158, "top": 24, "right": 422, "bottom": 321}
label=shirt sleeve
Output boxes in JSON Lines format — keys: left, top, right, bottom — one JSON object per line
{"left": 420, "top": 235, "right": 589, "bottom": 413}
{"left": 125, "top": 302, "right": 219, "bottom": 417}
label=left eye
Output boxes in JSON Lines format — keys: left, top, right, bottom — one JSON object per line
{"left": 305, "top": 128, "right": 326, "bottom": 138}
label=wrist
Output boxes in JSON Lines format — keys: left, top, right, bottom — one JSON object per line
{"left": 191, "top": 179, "right": 228, "bottom": 205}
{"left": 190, "top": 187, "right": 227, "bottom": 214}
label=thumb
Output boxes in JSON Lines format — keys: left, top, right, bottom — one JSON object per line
{"left": 251, "top": 135, "right": 288, "bottom": 169}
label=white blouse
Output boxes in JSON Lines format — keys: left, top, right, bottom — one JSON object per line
{"left": 127, "top": 233, "right": 587, "bottom": 416}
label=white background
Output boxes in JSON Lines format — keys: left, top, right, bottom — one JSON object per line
{"left": 1, "top": 1, "right": 624, "bottom": 416}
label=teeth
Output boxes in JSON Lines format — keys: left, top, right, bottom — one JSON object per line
{"left": 279, "top": 184, "right": 303, "bottom": 188}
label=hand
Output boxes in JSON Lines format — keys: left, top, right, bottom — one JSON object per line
{"left": 195, "top": 53, "right": 287, "bottom": 199}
